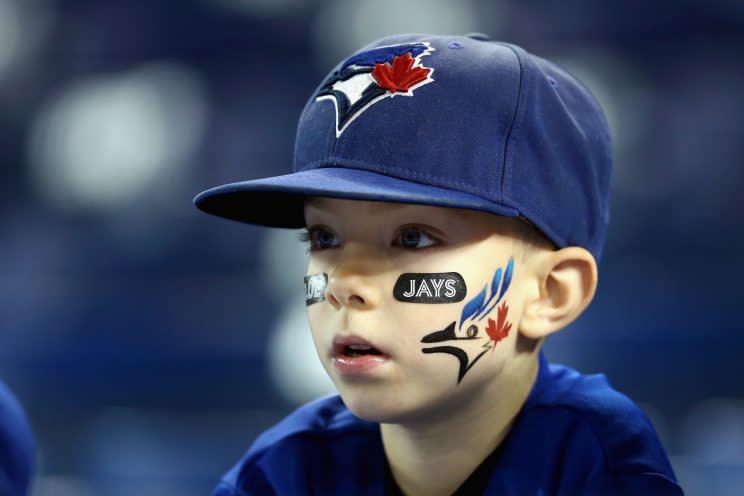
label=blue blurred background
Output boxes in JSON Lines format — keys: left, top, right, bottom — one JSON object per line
{"left": 0, "top": 0, "right": 742, "bottom": 494}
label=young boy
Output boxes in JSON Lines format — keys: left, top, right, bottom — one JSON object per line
{"left": 195, "top": 34, "right": 682, "bottom": 495}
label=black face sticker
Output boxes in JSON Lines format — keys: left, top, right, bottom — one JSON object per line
{"left": 393, "top": 273, "right": 467, "bottom": 303}
{"left": 304, "top": 273, "right": 327, "bottom": 306}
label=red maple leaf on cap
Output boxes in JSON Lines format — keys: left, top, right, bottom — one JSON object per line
{"left": 372, "top": 52, "right": 431, "bottom": 94}
{"left": 486, "top": 302, "right": 512, "bottom": 352}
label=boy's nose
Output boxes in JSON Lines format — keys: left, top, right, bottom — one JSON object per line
{"left": 325, "top": 250, "right": 382, "bottom": 310}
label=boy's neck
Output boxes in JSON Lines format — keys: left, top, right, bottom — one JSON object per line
{"left": 380, "top": 353, "right": 539, "bottom": 496}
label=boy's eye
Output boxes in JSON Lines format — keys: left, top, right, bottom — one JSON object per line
{"left": 302, "top": 226, "right": 339, "bottom": 250}
{"left": 395, "top": 226, "right": 438, "bottom": 249}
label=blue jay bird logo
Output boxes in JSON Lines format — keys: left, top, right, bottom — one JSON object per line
{"left": 421, "top": 257, "right": 515, "bottom": 384}
{"left": 315, "top": 42, "right": 435, "bottom": 137}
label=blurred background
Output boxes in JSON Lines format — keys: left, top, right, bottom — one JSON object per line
{"left": 0, "top": 0, "right": 742, "bottom": 494}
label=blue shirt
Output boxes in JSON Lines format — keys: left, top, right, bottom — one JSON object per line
{"left": 0, "top": 381, "right": 34, "bottom": 496}
{"left": 214, "top": 352, "right": 682, "bottom": 495}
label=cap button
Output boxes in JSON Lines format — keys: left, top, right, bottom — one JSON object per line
{"left": 465, "top": 32, "right": 490, "bottom": 41}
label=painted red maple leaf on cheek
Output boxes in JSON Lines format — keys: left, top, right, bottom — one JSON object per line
{"left": 371, "top": 52, "right": 431, "bottom": 93}
{"left": 486, "top": 302, "right": 512, "bottom": 352}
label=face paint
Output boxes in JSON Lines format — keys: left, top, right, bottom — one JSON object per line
{"left": 393, "top": 272, "right": 466, "bottom": 303}
{"left": 485, "top": 302, "right": 511, "bottom": 351}
{"left": 420, "top": 257, "right": 515, "bottom": 384}
{"left": 421, "top": 322, "right": 489, "bottom": 384}
{"left": 304, "top": 273, "right": 327, "bottom": 306}
{"left": 459, "top": 257, "right": 514, "bottom": 327}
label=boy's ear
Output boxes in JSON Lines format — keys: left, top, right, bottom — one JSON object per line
{"left": 519, "top": 247, "right": 598, "bottom": 339}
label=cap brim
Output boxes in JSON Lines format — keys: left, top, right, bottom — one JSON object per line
{"left": 193, "top": 168, "right": 519, "bottom": 228}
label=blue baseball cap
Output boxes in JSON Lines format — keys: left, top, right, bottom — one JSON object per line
{"left": 194, "top": 33, "right": 612, "bottom": 259}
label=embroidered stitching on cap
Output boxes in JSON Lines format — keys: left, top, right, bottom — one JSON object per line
{"left": 315, "top": 42, "right": 435, "bottom": 138}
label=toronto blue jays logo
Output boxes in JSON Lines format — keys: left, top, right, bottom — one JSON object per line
{"left": 421, "top": 257, "right": 515, "bottom": 384}
{"left": 315, "top": 42, "right": 435, "bottom": 137}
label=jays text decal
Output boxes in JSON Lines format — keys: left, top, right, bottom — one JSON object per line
{"left": 393, "top": 272, "right": 466, "bottom": 303}
{"left": 315, "top": 42, "right": 435, "bottom": 137}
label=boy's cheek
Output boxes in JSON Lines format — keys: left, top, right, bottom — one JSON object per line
{"left": 409, "top": 257, "right": 519, "bottom": 383}
{"left": 390, "top": 301, "right": 461, "bottom": 335}
{"left": 305, "top": 259, "right": 325, "bottom": 279}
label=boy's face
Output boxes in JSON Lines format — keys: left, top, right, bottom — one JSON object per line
{"left": 303, "top": 198, "right": 535, "bottom": 424}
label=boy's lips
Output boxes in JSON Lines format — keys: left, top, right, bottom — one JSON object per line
{"left": 331, "top": 334, "right": 391, "bottom": 376}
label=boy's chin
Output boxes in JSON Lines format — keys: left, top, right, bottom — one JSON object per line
{"left": 341, "top": 393, "right": 413, "bottom": 424}
{"left": 337, "top": 387, "right": 453, "bottom": 425}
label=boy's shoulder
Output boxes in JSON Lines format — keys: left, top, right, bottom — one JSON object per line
{"left": 525, "top": 353, "right": 669, "bottom": 468}
{"left": 504, "top": 352, "right": 681, "bottom": 493}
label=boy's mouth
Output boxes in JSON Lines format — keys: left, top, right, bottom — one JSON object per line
{"left": 342, "top": 344, "right": 383, "bottom": 357}
{"left": 331, "top": 335, "right": 389, "bottom": 359}
{"left": 332, "top": 336, "right": 391, "bottom": 376}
